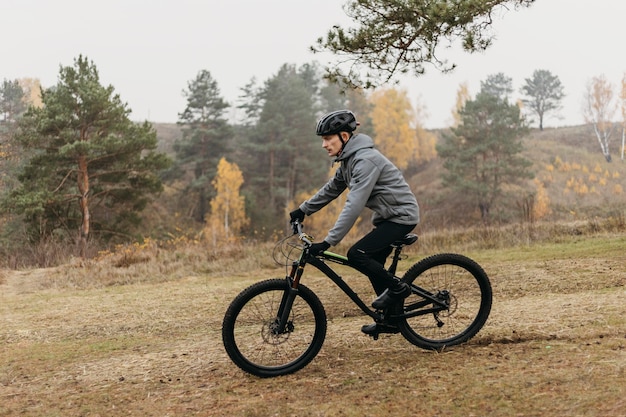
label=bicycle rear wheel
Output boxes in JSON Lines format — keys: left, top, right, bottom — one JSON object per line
{"left": 222, "top": 279, "right": 327, "bottom": 377}
{"left": 399, "top": 253, "right": 492, "bottom": 350}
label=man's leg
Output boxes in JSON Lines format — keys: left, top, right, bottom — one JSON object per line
{"left": 347, "top": 221, "right": 415, "bottom": 295}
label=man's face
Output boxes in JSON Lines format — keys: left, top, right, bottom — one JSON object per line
{"left": 321, "top": 133, "right": 346, "bottom": 157}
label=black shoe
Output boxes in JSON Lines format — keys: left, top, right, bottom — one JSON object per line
{"left": 371, "top": 282, "right": 411, "bottom": 309}
{"left": 361, "top": 323, "right": 400, "bottom": 335}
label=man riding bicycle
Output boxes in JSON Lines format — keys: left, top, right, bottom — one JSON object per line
{"left": 290, "top": 109, "right": 420, "bottom": 336}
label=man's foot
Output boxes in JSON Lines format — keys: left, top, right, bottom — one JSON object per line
{"left": 371, "top": 281, "right": 411, "bottom": 309}
{"left": 361, "top": 322, "right": 400, "bottom": 335}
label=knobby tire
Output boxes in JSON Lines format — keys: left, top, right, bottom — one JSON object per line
{"left": 222, "top": 279, "right": 327, "bottom": 378}
{"left": 398, "top": 253, "right": 492, "bottom": 350}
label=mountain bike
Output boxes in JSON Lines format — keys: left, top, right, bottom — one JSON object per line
{"left": 222, "top": 220, "right": 492, "bottom": 378}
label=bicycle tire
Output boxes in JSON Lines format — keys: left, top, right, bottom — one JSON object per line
{"left": 398, "top": 253, "right": 492, "bottom": 350}
{"left": 222, "top": 279, "right": 327, "bottom": 377}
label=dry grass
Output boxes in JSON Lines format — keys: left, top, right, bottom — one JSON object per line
{"left": 1, "top": 227, "right": 625, "bottom": 416}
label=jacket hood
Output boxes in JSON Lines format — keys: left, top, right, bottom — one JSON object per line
{"left": 335, "top": 133, "right": 374, "bottom": 162}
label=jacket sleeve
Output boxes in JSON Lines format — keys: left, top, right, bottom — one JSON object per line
{"left": 300, "top": 167, "right": 347, "bottom": 215}
{"left": 324, "top": 158, "right": 379, "bottom": 246}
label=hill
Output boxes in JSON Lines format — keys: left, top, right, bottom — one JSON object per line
{"left": 151, "top": 122, "right": 626, "bottom": 232}
{"left": 407, "top": 124, "right": 626, "bottom": 228}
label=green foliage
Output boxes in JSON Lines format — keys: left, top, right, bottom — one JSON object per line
{"left": 238, "top": 63, "right": 329, "bottom": 232}
{"left": 173, "top": 69, "right": 233, "bottom": 222}
{"left": 480, "top": 72, "right": 513, "bottom": 102}
{"left": 3, "top": 55, "right": 171, "bottom": 244}
{"left": 437, "top": 88, "right": 533, "bottom": 220}
{"left": 0, "top": 79, "right": 27, "bottom": 196}
{"left": 314, "top": 0, "right": 535, "bottom": 88}
{"left": 520, "top": 69, "right": 565, "bottom": 130}
{"left": 0, "top": 79, "right": 26, "bottom": 122}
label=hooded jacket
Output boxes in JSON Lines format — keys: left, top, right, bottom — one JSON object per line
{"left": 300, "top": 133, "right": 420, "bottom": 246}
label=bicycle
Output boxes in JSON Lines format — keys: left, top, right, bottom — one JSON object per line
{"left": 222, "top": 220, "right": 492, "bottom": 378}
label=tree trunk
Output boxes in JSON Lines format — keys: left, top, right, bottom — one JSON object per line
{"left": 76, "top": 155, "right": 90, "bottom": 257}
{"left": 269, "top": 148, "right": 275, "bottom": 210}
{"left": 592, "top": 123, "right": 612, "bottom": 163}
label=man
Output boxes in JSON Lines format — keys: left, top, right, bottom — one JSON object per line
{"left": 290, "top": 110, "right": 420, "bottom": 335}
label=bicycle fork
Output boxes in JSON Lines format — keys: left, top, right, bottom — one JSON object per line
{"left": 273, "top": 261, "right": 304, "bottom": 334}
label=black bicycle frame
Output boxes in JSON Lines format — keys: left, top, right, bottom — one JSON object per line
{"left": 274, "top": 247, "right": 449, "bottom": 332}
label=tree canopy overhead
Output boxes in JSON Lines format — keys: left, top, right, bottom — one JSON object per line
{"left": 314, "top": 0, "right": 535, "bottom": 88}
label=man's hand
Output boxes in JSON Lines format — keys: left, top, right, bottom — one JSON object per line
{"left": 309, "top": 241, "right": 330, "bottom": 256}
{"left": 289, "top": 208, "right": 305, "bottom": 223}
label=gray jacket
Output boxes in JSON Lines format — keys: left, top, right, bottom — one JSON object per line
{"left": 300, "top": 133, "right": 419, "bottom": 246}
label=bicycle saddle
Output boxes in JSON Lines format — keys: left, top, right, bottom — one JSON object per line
{"left": 392, "top": 234, "right": 418, "bottom": 247}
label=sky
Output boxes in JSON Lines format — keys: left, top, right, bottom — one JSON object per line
{"left": 2, "top": 0, "right": 625, "bottom": 129}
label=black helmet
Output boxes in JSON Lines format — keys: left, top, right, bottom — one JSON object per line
{"left": 315, "top": 110, "right": 358, "bottom": 136}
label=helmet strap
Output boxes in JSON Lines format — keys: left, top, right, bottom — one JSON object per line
{"left": 337, "top": 132, "right": 353, "bottom": 157}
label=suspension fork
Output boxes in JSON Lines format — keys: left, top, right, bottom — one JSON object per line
{"left": 275, "top": 259, "right": 306, "bottom": 332}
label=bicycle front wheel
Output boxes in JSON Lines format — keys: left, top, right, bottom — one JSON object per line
{"left": 399, "top": 253, "right": 492, "bottom": 350}
{"left": 222, "top": 279, "right": 327, "bottom": 377}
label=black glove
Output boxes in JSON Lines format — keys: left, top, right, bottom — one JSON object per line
{"left": 289, "top": 208, "right": 305, "bottom": 223}
{"left": 309, "top": 241, "right": 330, "bottom": 256}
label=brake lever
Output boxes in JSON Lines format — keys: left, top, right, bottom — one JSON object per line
{"left": 291, "top": 220, "right": 313, "bottom": 246}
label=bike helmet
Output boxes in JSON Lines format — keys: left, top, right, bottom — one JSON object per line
{"left": 315, "top": 110, "right": 358, "bottom": 136}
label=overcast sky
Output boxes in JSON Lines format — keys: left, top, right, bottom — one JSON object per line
{"left": 2, "top": 0, "right": 625, "bottom": 129}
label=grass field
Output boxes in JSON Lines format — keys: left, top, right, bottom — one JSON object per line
{"left": 1, "top": 230, "right": 625, "bottom": 416}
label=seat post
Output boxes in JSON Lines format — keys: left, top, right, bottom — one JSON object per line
{"left": 387, "top": 245, "right": 404, "bottom": 276}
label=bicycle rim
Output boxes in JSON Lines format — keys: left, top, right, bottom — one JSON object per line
{"left": 399, "top": 253, "right": 492, "bottom": 350}
{"left": 222, "top": 279, "right": 327, "bottom": 377}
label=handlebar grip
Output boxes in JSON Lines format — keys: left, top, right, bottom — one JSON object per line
{"left": 291, "top": 220, "right": 300, "bottom": 235}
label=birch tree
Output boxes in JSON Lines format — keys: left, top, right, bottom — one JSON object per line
{"left": 582, "top": 75, "right": 616, "bottom": 162}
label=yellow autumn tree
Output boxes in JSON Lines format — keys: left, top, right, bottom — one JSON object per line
{"left": 205, "top": 158, "right": 249, "bottom": 246}
{"left": 532, "top": 178, "right": 551, "bottom": 221}
{"left": 370, "top": 88, "right": 416, "bottom": 170}
{"left": 451, "top": 81, "right": 471, "bottom": 128}
{"left": 18, "top": 78, "right": 43, "bottom": 108}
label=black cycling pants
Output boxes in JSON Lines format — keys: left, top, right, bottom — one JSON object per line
{"left": 347, "top": 221, "right": 416, "bottom": 295}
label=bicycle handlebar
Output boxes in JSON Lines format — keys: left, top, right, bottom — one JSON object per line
{"left": 290, "top": 220, "right": 313, "bottom": 246}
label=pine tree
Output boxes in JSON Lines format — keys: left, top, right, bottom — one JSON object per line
{"left": 174, "top": 70, "right": 232, "bottom": 222}
{"left": 437, "top": 90, "right": 533, "bottom": 220}
{"left": 241, "top": 63, "right": 326, "bottom": 232}
{"left": 314, "top": 0, "right": 534, "bottom": 88}
{"left": 0, "top": 79, "right": 26, "bottom": 198}
{"left": 5, "top": 55, "right": 170, "bottom": 254}
{"left": 520, "top": 69, "right": 565, "bottom": 130}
